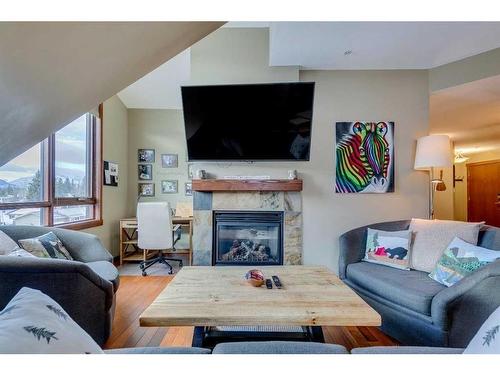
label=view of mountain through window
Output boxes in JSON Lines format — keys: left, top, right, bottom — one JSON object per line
{"left": 55, "top": 114, "right": 90, "bottom": 198}
{"left": 0, "top": 112, "right": 99, "bottom": 227}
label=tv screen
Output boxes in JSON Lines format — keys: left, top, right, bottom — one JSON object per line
{"left": 181, "top": 82, "right": 314, "bottom": 161}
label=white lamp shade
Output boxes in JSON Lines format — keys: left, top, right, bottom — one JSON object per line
{"left": 414, "top": 135, "right": 452, "bottom": 170}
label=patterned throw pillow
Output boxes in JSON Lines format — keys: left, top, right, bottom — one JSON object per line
{"left": 0, "top": 287, "right": 103, "bottom": 354}
{"left": 364, "top": 228, "right": 412, "bottom": 270}
{"left": 18, "top": 232, "right": 73, "bottom": 260}
{"left": 429, "top": 237, "right": 500, "bottom": 287}
{"left": 463, "top": 305, "right": 500, "bottom": 354}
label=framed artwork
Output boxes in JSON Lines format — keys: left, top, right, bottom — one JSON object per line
{"left": 335, "top": 121, "right": 394, "bottom": 193}
{"left": 161, "top": 180, "right": 178, "bottom": 194}
{"left": 185, "top": 182, "right": 193, "bottom": 196}
{"left": 138, "top": 149, "right": 155, "bottom": 163}
{"left": 138, "top": 164, "right": 153, "bottom": 180}
{"left": 103, "top": 161, "right": 118, "bottom": 186}
{"left": 161, "top": 154, "right": 178, "bottom": 168}
{"left": 187, "top": 163, "right": 194, "bottom": 179}
{"left": 138, "top": 183, "right": 155, "bottom": 197}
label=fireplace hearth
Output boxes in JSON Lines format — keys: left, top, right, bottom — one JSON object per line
{"left": 213, "top": 211, "right": 284, "bottom": 266}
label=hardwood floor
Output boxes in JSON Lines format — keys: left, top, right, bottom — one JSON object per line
{"left": 104, "top": 275, "right": 398, "bottom": 351}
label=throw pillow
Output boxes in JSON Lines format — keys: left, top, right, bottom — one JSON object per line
{"left": 409, "top": 218, "right": 483, "bottom": 273}
{"left": 7, "top": 249, "right": 36, "bottom": 258}
{"left": 429, "top": 237, "right": 500, "bottom": 287}
{"left": 0, "top": 287, "right": 103, "bottom": 354}
{"left": 363, "top": 228, "right": 412, "bottom": 270}
{"left": 18, "top": 231, "right": 73, "bottom": 260}
{"left": 0, "top": 230, "right": 21, "bottom": 255}
{"left": 463, "top": 306, "right": 500, "bottom": 354}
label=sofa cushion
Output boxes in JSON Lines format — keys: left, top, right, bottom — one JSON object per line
{"left": 212, "top": 341, "right": 349, "bottom": 354}
{"left": 105, "top": 347, "right": 211, "bottom": 354}
{"left": 351, "top": 346, "right": 464, "bottom": 354}
{"left": 86, "top": 261, "right": 120, "bottom": 292}
{"left": 346, "top": 262, "right": 445, "bottom": 315}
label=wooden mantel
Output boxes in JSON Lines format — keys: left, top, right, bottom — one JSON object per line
{"left": 192, "top": 179, "right": 303, "bottom": 192}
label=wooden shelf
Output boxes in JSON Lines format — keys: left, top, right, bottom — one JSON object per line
{"left": 192, "top": 179, "right": 303, "bottom": 192}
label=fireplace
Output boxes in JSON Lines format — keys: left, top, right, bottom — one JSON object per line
{"left": 212, "top": 211, "right": 284, "bottom": 266}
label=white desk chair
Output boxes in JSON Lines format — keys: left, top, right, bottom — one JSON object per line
{"left": 137, "top": 201, "right": 182, "bottom": 276}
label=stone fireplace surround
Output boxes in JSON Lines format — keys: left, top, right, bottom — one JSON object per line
{"left": 192, "top": 190, "right": 303, "bottom": 266}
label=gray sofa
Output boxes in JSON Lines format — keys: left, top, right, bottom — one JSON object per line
{"left": 0, "top": 225, "right": 119, "bottom": 346}
{"left": 104, "top": 341, "right": 464, "bottom": 354}
{"left": 339, "top": 220, "right": 500, "bottom": 348}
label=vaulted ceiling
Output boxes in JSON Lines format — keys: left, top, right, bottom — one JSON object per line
{"left": 118, "top": 21, "right": 500, "bottom": 109}
{"left": 0, "top": 22, "right": 223, "bottom": 165}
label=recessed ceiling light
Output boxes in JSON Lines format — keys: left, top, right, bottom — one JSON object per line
{"left": 344, "top": 50, "right": 353, "bottom": 56}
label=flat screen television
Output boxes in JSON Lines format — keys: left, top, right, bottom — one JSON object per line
{"left": 181, "top": 82, "right": 315, "bottom": 161}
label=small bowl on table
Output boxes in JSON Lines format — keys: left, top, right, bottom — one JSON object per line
{"left": 245, "top": 269, "right": 265, "bottom": 287}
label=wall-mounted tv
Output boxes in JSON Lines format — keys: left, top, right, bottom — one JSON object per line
{"left": 181, "top": 82, "right": 315, "bottom": 161}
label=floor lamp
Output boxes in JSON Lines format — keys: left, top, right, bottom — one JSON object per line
{"left": 414, "top": 135, "right": 452, "bottom": 219}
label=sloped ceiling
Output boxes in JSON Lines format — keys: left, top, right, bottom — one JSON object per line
{"left": 0, "top": 22, "right": 223, "bottom": 165}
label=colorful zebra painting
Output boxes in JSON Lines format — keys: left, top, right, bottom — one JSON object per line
{"left": 335, "top": 121, "right": 394, "bottom": 193}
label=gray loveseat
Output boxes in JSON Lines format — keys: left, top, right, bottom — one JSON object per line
{"left": 339, "top": 220, "right": 500, "bottom": 348}
{"left": 0, "top": 225, "right": 119, "bottom": 346}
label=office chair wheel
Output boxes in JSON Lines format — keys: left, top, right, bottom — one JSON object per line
{"left": 179, "top": 261, "right": 183, "bottom": 268}
{"left": 139, "top": 263, "right": 145, "bottom": 270}
{"left": 168, "top": 269, "right": 173, "bottom": 275}
{"left": 142, "top": 271, "right": 147, "bottom": 276}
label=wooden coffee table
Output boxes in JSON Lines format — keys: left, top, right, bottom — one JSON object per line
{"left": 140, "top": 266, "right": 381, "bottom": 347}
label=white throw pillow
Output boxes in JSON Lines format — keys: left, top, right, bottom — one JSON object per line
{"left": 0, "top": 287, "right": 103, "bottom": 354}
{"left": 0, "top": 229, "right": 21, "bottom": 255}
{"left": 409, "top": 218, "right": 483, "bottom": 273}
{"left": 464, "top": 306, "right": 500, "bottom": 354}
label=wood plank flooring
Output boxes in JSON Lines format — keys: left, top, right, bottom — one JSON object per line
{"left": 104, "top": 276, "right": 398, "bottom": 351}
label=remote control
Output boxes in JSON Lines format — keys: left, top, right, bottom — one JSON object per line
{"left": 272, "top": 275, "right": 282, "bottom": 289}
{"left": 265, "top": 279, "right": 273, "bottom": 289}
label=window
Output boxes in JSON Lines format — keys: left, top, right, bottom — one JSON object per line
{"left": 0, "top": 108, "right": 102, "bottom": 229}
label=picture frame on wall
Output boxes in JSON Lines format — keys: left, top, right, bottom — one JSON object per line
{"left": 335, "top": 121, "right": 395, "bottom": 194}
{"left": 103, "top": 161, "right": 118, "bottom": 186}
{"left": 138, "top": 149, "right": 155, "bottom": 163}
{"left": 161, "top": 154, "right": 178, "bottom": 168}
{"left": 138, "top": 183, "right": 155, "bottom": 197}
{"left": 185, "top": 182, "right": 193, "bottom": 196}
{"left": 161, "top": 180, "right": 178, "bottom": 194}
{"left": 138, "top": 164, "right": 153, "bottom": 180}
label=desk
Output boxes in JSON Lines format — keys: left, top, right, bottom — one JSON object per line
{"left": 119, "top": 217, "right": 193, "bottom": 266}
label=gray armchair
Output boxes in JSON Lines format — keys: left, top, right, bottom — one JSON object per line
{"left": 0, "top": 226, "right": 119, "bottom": 346}
{"left": 339, "top": 220, "right": 500, "bottom": 348}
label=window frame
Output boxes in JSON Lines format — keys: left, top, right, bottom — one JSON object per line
{"left": 0, "top": 104, "right": 103, "bottom": 230}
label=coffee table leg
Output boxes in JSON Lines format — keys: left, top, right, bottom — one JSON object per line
{"left": 309, "top": 326, "right": 325, "bottom": 343}
{"left": 192, "top": 326, "right": 206, "bottom": 347}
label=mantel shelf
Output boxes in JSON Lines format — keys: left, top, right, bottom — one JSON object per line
{"left": 192, "top": 179, "right": 303, "bottom": 192}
